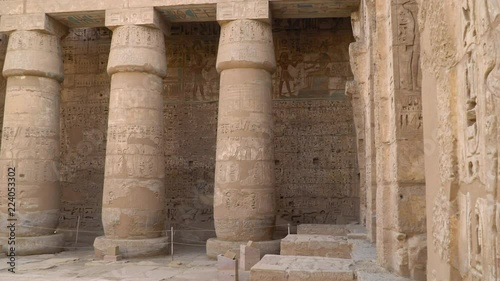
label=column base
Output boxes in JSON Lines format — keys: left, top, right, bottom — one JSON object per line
{"left": 206, "top": 238, "right": 280, "bottom": 259}
{"left": 0, "top": 233, "right": 64, "bottom": 255}
{"left": 93, "top": 236, "right": 169, "bottom": 259}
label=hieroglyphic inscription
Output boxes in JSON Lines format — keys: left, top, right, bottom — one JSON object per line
{"left": 393, "top": 0, "right": 423, "bottom": 137}
{"left": 164, "top": 102, "right": 217, "bottom": 242}
{"left": 164, "top": 22, "right": 220, "bottom": 102}
{"left": 157, "top": 5, "right": 217, "bottom": 22}
{"left": 58, "top": 28, "right": 111, "bottom": 241}
{"left": 164, "top": 19, "right": 354, "bottom": 103}
{"left": 397, "top": 94, "right": 423, "bottom": 135}
{"left": 217, "top": 0, "right": 270, "bottom": 22}
{"left": 274, "top": 100, "right": 359, "bottom": 227}
{"left": 272, "top": 18, "right": 353, "bottom": 99}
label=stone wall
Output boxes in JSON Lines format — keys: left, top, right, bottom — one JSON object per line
{"left": 350, "top": 0, "right": 500, "bottom": 280}
{"left": 58, "top": 28, "right": 111, "bottom": 243}
{"left": 418, "top": 0, "right": 499, "bottom": 280}
{"left": 56, "top": 19, "right": 359, "bottom": 244}
{"left": 350, "top": 0, "right": 427, "bottom": 279}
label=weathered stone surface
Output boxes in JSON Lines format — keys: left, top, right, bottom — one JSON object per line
{"left": 3, "top": 30, "right": 64, "bottom": 81}
{"left": 0, "top": 29, "right": 64, "bottom": 255}
{"left": 93, "top": 236, "right": 169, "bottom": 259}
{"left": 280, "top": 234, "right": 352, "bottom": 259}
{"left": 0, "top": 14, "right": 67, "bottom": 39}
{"left": 211, "top": 13, "right": 277, "bottom": 256}
{"left": 250, "top": 255, "right": 355, "bottom": 281}
{"left": 297, "top": 224, "right": 350, "bottom": 236}
{"left": 349, "top": 0, "right": 427, "bottom": 278}
{"left": 96, "top": 23, "right": 168, "bottom": 258}
{"left": 0, "top": 234, "right": 64, "bottom": 255}
{"left": 217, "top": 0, "right": 270, "bottom": 23}
{"left": 417, "top": 0, "right": 500, "bottom": 279}
{"left": 240, "top": 242, "right": 260, "bottom": 271}
{"left": 105, "top": 7, "right": 170, "bottom": 35}
{"left": 218, "top": 254, "right": 238, "bottom": 281}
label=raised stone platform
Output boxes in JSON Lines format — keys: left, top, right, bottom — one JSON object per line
{"left": 93, "top": 236, "right": 169, "bottom": 259}
{"left": 206, "top": 238, "right": 280, "bottom": 259}
{"left": 250, "top": 254, "right": 355, "bottom": 281}
{"left": 280, "top": 234, "right": 352, "bottom": 259}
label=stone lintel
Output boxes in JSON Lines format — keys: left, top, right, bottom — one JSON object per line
{"left": 0, "top": 14, "right": 68, "bottom": 38}
{"left": 105, "top": 7, "right": 170, "bottom": 36}
{"left": 217, "top": 0, "right": 271, "bottom": 24}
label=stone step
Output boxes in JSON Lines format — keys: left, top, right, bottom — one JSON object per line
{"left": 280, "top": 234, "right": 352, "bottom": 258}
{"left": 353, "top": 261, "right": 413, "bottom": 281}
{"left": 297, "top": 224, "right": 368, "bottom": 239}
{"left": 250, "top": 254, "right": 355, "bottom": 281}
{"left": 297, "top": 224, "right": 350, "bottom": 236}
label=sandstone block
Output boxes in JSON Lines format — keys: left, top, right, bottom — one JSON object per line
{"left": 280, "top": 234, "right": 352, "bottom": 259}
{"left": 250, "top": 255, "right": 354, "bottom": 281}
{"left": 240, "top": 241, "right": 261, "bottom": 271}
{"left": 297, "top": 224, "right": 350, "bottom": 236}
{"left": 218, "top": 253, "right": 238, "bottom": 281}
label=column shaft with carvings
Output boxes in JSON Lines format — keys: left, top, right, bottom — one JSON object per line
{"left": 372, "top": 0, "right": 426, "bottom": 279}
{"left": 206, "top": 0, "right": 281, "bottom": 258}
{"left": 0, "top": 22, "right": 66, "bottom": 255}
{"left": 93, "top": 8, "right": 169, "bottom": 259}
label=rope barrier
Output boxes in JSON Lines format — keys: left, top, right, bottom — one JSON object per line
{"left": 6, "top": 222, "right": 295, "bottom": 264}
{"left": 15, "top": 223, "right": 293, "bottom": 234}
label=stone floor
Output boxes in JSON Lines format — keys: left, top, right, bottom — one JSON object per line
{"left": 0, "top": 245, "right": 227, "bottom": 281}
{"left": 0, "top": 235, "right": 410, "bottom": 281}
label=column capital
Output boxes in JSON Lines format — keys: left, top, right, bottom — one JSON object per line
{"left": 3, "top": 30, "right": 64, "bottom": 82}
{"left": 216, "top": 19, "right": 276, "bottom": 73}
{"left": 105, "top": 7, "right": 170, "bottom": 36}
{"left": 0, "top": 14, "right": 68, "bottom": 39}
{"left": 216, "top": 0, "right": 271, "bottom": 24}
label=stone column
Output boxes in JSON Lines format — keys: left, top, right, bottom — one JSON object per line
{"left": 206, "top": 0, "right": 280, "bottom": 258}
{"left": 93, "top": 8, "right": 169, "bottom": 259}
{"left": 0, "top": 15, "right": 67, "bottom": 255}
{"left": 348, "top": 2, "right": 378, "bottom": 242}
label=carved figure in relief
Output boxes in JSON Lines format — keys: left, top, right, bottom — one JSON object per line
{"left": 190, "top": 42, "right": 209, "bottom": 100}
{"left": 398, "top": 2, "right": 421, "bottom": 91}
{"left": 304, "top": 42, "right": 332, "bottom": 77}
{"left": 277, "top": 52, "right": 302, "bottom": 97}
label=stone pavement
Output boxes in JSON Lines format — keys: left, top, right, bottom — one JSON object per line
{"left": 0, "top": 245, "right": 240, "bottom": 281}
{"left": 0, "top": 230, "right": 410, "bottom": 281}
